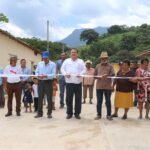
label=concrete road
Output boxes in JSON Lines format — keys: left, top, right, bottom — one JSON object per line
{"left": 0, "top": 93, "right": 150, "bottom": 150}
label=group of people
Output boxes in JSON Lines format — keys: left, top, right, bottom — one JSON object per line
{"left": 0, "top": 48, "right": 150, "bottom": 121}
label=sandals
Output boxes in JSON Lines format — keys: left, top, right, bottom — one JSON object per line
{"left": 122, "top": 114, "right": 127, "bottom": 120}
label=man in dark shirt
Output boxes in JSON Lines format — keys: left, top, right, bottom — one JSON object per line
{"left": 130, "top": 60, "right": 139, "bottom": 107}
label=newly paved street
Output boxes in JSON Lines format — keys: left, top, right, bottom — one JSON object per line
{"left": 0, "top": 92, "right": 150, "bottom": 150}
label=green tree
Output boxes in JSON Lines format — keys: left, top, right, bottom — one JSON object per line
{"left": 108, "top": 25, "right": 129, "bottom": 34}
{"left": 110, "top": 50, "right": 135, "bottom": 63}
{"left": 80, "top": 29, "right": 99, "bottom": 45}
{"left": 18, "top": 37, "right": 69, "bottom": 60}
{"left": 120, "top": 34, "right": 137, "bottom": 51}
{"left": 0, "top": 13, "right": 9, "bottom": 23}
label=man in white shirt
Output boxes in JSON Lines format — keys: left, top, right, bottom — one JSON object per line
{"left": 4, "top": 55, "right": 22, "bottom": 117}
{"left": 61, "top": 48, "right": 86, "bottom": 119}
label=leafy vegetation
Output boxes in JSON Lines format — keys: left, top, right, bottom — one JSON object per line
{"left": 0, "top": 13, "right": 9, "bottom": 23}
{"left": 18, "top": 37, "right": 69, "bottom": 60}
{"left": 78, "top": 24, "right": 150, "bottom": 66}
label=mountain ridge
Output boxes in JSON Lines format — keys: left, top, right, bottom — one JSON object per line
{"left": 60, "top": 26, "right": 108, "bottom": 47}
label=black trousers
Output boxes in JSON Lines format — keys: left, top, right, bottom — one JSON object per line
{"left": 34, "top": 97, "right": 38, "bottom": 111}
{"left": 66, "top": 83, "right": 82, "bottom": 116}
{"left": 38, "top": 80, "right": 53, "bottom": 116}
{"left": 0, "top": 85, "right": 5, "bottom": 108}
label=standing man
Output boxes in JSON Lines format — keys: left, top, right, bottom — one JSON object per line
{"left": 56, "top": 52, "right": 67, "bottom": 108}
{"left": 34, "top": 51, "right": 56, "bottom": 119}
{"left": 61, "top": 48, "right": 86, "bottom": 119}
{"left": 82, "top": 60, "right": 95, "bottom": 104}
{"left": 94, "top": 52, "right": 115, "bottom": 121}
{"left": 20, "top": 59, "right": 31, "bottom": 84}
{"left": 130, "top": 60, "right": 139, "bottom": 107}
{"left": 20, "top": 59, "right": 31, "bottom": 105}
{"left": 4, "top": 55, "right": 22, "bottom": 117}
{"left": 0, "top": 67, "right": 5, "bottom": 108}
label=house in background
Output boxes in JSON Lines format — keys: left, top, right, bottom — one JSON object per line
{"left": 0, "top": 29, "right": 41, "bottom": 70}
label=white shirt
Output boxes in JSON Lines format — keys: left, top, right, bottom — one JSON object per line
{"left": 61, "top": 58, "right": 86, "bottom": 84}
{"left": 32, "top": 84, "right": 38, "bottom": 97}
{"left": 4, "top": 65, "right": 22, "bottom": 83}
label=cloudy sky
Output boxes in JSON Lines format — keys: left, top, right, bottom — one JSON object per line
{"left": 0, "top": 0, "right": 150, "bottom": 41}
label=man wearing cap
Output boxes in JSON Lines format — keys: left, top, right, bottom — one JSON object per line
{"left": 34, "top": 51, "right": 56, "bottom": 119}
{"left": 4, "top": 55, "right": 22, "bottom": 117}
{"left": 61, "top": 48, "right": 86, "bottom": 119}
{"left": 94, "top": 52, "right": 115, "bottom": 121}
{"left": 56, "top": 52, "right": 67, "bottom": 109}
{"left": 82, "top": 60, "right": 95, "bottom": 104}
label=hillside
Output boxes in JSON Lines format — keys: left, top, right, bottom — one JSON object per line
{"left": 79, "top": 24, "right": 150, "bottom": 65}
{"left": 60, "top": 26, "right": 108, "bottom": 47}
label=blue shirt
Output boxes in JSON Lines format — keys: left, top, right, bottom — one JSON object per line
{"left": 35, "top": 61, "right": 56, "bottom": 80}
{"left": 0, "top": 67, "right": 3, "bottom": 86}
{"left": 21, "top": 67, "right": 31, "bottom": 81}
{"left": 56, "top": 59, "right": 65, "bottom": 81}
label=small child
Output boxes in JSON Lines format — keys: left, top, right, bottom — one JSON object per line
{"left": 23, "top": 83, "right": 33, "bottom": 112}
{"left": 52, "top": 79, "right": 58, "bottom": 110}
{"left": 32, "top": 78, "right": 38, "bottom": 112}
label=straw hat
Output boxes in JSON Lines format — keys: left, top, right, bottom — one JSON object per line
{"left": 99, "top": 51, "right": 109, "bottom": 58}
{"left": 85, "top": 60, "right": 92, "bottom": 64}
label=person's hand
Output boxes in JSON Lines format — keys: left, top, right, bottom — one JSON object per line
{"left": 38, "top": 74, "right": 47, "bottom": 79}
{"left": 56, "top": 75, "right": 59, "bottom": 80}
{"left": 76, "top": 74, "right": 81, "bottom": 78}
{"left": 65, "top": 74, "right": 71, "bottom": 78}
{"left": 111, "top": 85, "right": 115, "bottom": 92}
{"left": 21, "top": 80, "right": 24, "bottom": 83}
{"left": 102, "top": 74, "right": 108, "bottom": 79}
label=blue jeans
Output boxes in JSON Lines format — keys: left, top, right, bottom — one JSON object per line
{"left": 66, "top": 83, "right": 82, "bottom": 116}
{"left": 96, "top": 89, "right": 112, "bottom": 116}
{"left": 59, "top": 79, "right": 66, "bottom": 106}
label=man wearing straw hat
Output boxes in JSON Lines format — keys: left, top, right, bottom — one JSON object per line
{"left": 34, "top": 51, "right": 56, "bottom": 119}
{"left": 94, "top": 51, "right": 115, "bottom": 121}
{"left": 82, "top": 60, "right": 95, "bottom": 104}
{"left": 4, "top": 55, "right": 22, "bottom": 117}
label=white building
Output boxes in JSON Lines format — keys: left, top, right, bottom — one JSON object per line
{"left": 0, "top": 29, "right": 41, "bottom": 70}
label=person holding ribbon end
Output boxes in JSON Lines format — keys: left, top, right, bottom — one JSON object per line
{"left": 61, "top": 48, "right": 86, "bottom": 119}
{"left": 34, "top": 51, "right": 56, "bottom": 119}
{"left": 136, "top": 58, "right": 150, "bottom": 119}
{"left": 94, "top": 51, "right": 115, "bottom": 121}
{"left": 4, "top": 55, "right": 22, "bottom": 117}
